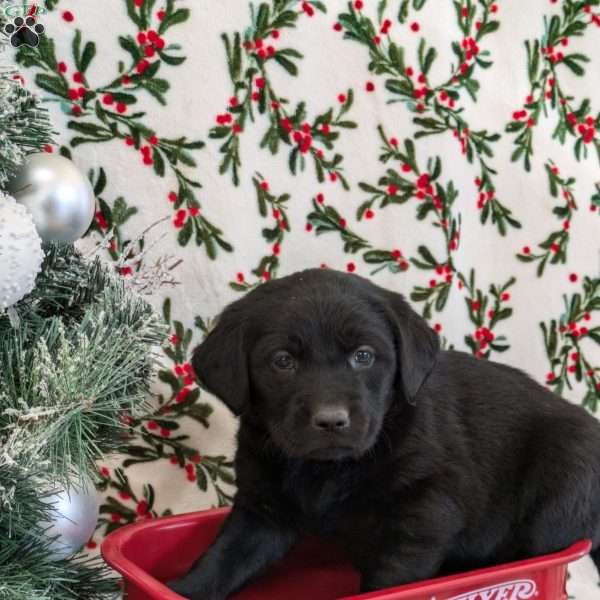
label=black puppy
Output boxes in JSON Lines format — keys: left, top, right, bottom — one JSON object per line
{"left": 168, "top": 268, "right": 600, "bottom": 599}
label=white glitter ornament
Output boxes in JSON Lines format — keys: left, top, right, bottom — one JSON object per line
{"left": 0, "top": 193, "right": 44, "bottom": 311}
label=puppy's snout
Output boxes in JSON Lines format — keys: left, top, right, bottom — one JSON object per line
{"left": 311, "top": 407, "right": 350, "bottom": 432}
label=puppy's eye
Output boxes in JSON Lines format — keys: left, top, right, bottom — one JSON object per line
{"left": 350, "top": 346, "right": 375, "bottom": 369}
{"left": 272, "top": 351, "right": 296, "bottom": 371}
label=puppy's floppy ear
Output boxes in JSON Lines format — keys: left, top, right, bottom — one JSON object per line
{"left": 191, "top": 305, "right": 248, "bottom": 416}
{"left": 380, "top": 289, "right": 440, "bottom": 405}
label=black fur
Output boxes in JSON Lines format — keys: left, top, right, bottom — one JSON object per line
{"left": 168, "top": 269, "right": 600, "bottom": 599}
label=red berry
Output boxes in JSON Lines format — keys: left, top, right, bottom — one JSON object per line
{"left": 333, "top": 22, "right": 342, "bottom": 31}
{"left": 116, "top": 102, "right": 127, "bottom": 114}
{"left": 410, "top": 22, "right": 420, "bottom": 32}
{"left": 569, "top": 273, "right": 578, "bottom": 283}
{"left": 366, "top": 81, "right": 375, "bottom": 92}
{"left": 102, "top": 93, "right": 114, "bottom": 105}
{"left": 354, "top": 0, "right": 363, "bottom": 8}
{"left": 157, "top": 10, "right": 166, "bottom": 20}
{"left": 347, "top": 262, "right": 356, "bottom": 273}
{"left": 136, "top": 500, "right": 149, "bottom": 516}
{"left": 365, "top": 209, "right": 375, "bottom": 219}
{"left": 58, "top": 61, "right": 67, "bottom": 73}
{"left": 62, "top": 10, "right": 74, "bottom": 22}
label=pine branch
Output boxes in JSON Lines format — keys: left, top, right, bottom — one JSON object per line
{"left": 0, "top": 69, "right": 55, "bottom": 189}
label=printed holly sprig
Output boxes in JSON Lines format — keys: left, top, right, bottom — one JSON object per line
{"left": 517, "top": 161, "right": 578, "bottom": 276}
{"left": 111, "top": 299, "right": 235, "bottom": 505}
{"left": 541, "top": 276, "right": 600, "bottom": 411}
{"left": 230, "top": 175, "right": 292, "bottom": 291}
{"left": 457, "top": 269, "right": 515, "bottom": 358}
{"left": 210, "top": 0, "right": 355, "bottom": 187}
{"left": 338, "top": 0, "right": 518, "bottom": 236}
{"left": 507, "top": 0, "right": 600, "bottom": 172}
{"left": 306, "top": 191, "right": 411, "bottom": 277}
{"left": 359, "top": 129, "right": 461, "bottom": 316}
{"left": 457, "top": 271, "right": 514, "bottom": 357}
{"left": 307, "top": 192, "right": 371, "bottom": 253}
{"left": 94, "top": 466, "right": 172, "bottom": 542}
{"left": 15, "top": 2, "right": 231, "bottom": 257}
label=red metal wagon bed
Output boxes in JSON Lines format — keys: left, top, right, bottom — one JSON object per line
{"left": 101, "top": 507, "right": 591, "bottom": 600}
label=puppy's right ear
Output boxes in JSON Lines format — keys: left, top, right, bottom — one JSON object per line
{"left": 191, "top": 306, "right": 248, "bottom": 416}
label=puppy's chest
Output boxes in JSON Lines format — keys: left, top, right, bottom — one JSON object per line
{"left": 280, "top": 468, "right": 362, "bottom": 532}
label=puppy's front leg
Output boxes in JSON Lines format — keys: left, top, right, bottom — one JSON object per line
{"left": 358, "top": 495, "right": 463, "bottom": 594}
{"left": 166, "top": 506, "right": 297, "bottom": 600}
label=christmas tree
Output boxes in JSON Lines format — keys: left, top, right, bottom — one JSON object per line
{"left": 0, "top": 29, "right": 166, "bottom": 600}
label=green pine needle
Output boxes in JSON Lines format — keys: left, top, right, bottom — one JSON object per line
{"left": 0, "top": 245, "right": 167, "bottom": 599}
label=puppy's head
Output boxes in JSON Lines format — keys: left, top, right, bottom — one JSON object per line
{"left": 192, "top": 269, "right": 439, "bottom": 461}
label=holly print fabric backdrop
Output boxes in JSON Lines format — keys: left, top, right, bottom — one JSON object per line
{"left": 11, "top": 0, "right": 600, "bottom": 595}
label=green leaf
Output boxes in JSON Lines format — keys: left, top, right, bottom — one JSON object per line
{"left": 81, "top": 42, "right": 96, "bottom": 73}
{"left": 35, "top": 73, "right": 68, "bottom": 97}
{"left": 416, "top": 245, "right": 437, "bottom": 266}
{"left": 158, "top": 8, "right": 190, "bottom": 34}
{"left": 93, "top": 168, "right": 107, "bottom": 196}
{"left": 274, "top": 54, "right": 298, "bottom": 76}
{"left": 561, "top": 55, "right": 586, "bottom": 76}
{"left": 119, "top": 35, "right": 142, "bottom": 62}
{"left": 178, "top": 217, "right": 194, "bottom": 245}
{"left": 158, "top": 52, "right": 186, "bottom": 66}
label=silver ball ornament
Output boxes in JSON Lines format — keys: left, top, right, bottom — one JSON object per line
{"left": 0, "top": 194, "right": 44, "bottom": 311}
{"left": 40, "top": 482, "right": 100, "bottom": 559}
{"left": 7, "top": 153, "right": 96, "bottom": 244}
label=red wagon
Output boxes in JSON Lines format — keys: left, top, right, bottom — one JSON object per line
{"left": 101, "top": 507, "right": 591, "bottom": 600}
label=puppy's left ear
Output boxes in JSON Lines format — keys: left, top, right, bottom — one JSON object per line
{"left": 380, "top": 289, "right": 440, "bottom": 405}
{"left": 191, "top": 304, "right": 249, "bottom": 416}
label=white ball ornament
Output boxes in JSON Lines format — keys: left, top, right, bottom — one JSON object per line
{"left": 40, "top": 482, "right": 100, "bottom": 560}
{"left": 7, "top": 153, "right": 96, "bottom": 244}
{"left": 0, "top": 193, "right": 44, "bottom": 311}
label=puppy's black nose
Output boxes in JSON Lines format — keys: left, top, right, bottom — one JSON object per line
{"left": 312, "top": 408, "right": 350, "bottom": 431}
